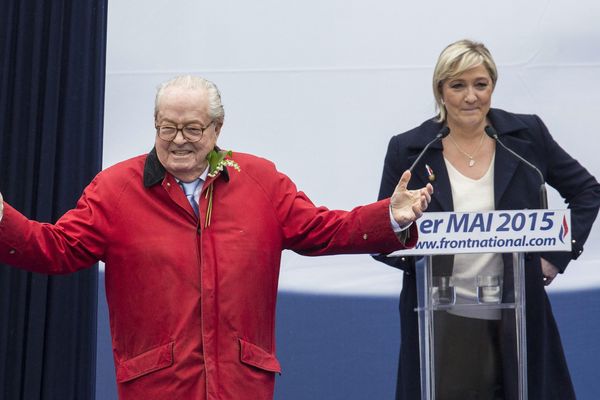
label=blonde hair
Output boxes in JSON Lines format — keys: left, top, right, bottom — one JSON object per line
{"left": 433, "top": 40, "right": 498, "bottom": 122}
{"left": 154, "top": 75, "right": 225, "bottom": 127}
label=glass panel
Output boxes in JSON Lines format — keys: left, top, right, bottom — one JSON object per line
{"left": 417, "top": 254, "right": 526, "bottom": 400}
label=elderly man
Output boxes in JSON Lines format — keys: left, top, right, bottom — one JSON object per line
{"left": 0, "top": 75, "right": 433, "bottom": 400}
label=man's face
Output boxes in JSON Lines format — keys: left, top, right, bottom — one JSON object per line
{"left": 154, "top": 87, "right": 220, "bottom": 182}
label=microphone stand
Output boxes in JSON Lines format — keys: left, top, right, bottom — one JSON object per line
{"left": 484, "top": 125, "right": 547, "bottom": 209}
{"left": 409, "top": 126, "right": 450, "bottom": 172}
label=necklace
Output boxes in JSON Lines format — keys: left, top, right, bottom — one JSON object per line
{"left": 448, "top": 132, "right": 486, "bottom": 167}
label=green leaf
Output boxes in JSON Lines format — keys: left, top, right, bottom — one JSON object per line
{"left": 206, "top": 149, "right": 238, "bottom": 177}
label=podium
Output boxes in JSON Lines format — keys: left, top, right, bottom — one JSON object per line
{"left": 390, "top": 209, "right": 572, "bottom": 400}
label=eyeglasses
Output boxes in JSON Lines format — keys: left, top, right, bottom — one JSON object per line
{"left": 155, "top": 122, "right": 214, "bottom": 143}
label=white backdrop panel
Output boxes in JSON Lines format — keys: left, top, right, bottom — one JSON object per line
{"left": 104, "top": 0, "right": 600, "bottom": 295}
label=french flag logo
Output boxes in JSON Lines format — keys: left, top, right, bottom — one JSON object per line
{"left": 559, "top": 215, "right": 569, "bottom": 244}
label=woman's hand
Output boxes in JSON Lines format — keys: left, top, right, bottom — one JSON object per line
{"left": 541, "top": 257, "right": 560, "bottom": 286}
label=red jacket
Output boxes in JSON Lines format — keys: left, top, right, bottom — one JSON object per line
{"left": 0, "top": 149, "right": 416, "bottom": 399}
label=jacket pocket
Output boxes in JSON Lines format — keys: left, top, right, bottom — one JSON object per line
{"left": 116, "top": 341, "right": 175, "bottom": 383}
{"left": 238, "top": 338, "right": 281, "bottom": 373}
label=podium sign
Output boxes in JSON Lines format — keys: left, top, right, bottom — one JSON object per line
{"left": 389, "top": 210, "right": 571, "bottom": 400}
{"left": 391, "top": 209, "right": 571, "bottom": 256}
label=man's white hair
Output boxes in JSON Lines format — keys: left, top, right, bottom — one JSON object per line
{"left": 154, "top": 75, "right": 225, "bottom": 127}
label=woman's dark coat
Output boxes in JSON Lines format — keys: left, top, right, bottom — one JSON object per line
{"left": 377, "top": 108, "right": 600, "bottom": 400}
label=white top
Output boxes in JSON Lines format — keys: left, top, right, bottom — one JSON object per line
{"left": 444, "top": 154, "right": 504, "bottom": 320}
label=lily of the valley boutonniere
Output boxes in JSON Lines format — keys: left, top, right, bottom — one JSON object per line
{"left": 204, "top": 150, "right": 241, "bottom": 227}
{"left": 207, "top": 149, "right": 241, "bottom": 178}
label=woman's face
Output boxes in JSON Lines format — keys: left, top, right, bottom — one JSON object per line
{"left": 441, "top": 64, "right": 493, "bottom": 131}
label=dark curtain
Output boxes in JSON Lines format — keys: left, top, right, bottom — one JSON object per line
{"left": 0, "top": 0, "right": 107, "bottom": 399}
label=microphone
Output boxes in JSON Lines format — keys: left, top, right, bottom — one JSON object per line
{"left": 484, "top": 125, "right": 548, "bottom": 209}
{"left": 408, "top": 126, "right": 450, "bottom": 172}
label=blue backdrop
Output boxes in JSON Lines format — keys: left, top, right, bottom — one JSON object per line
{"left": 96, "top": 273, "right": 600, "bottom": 399}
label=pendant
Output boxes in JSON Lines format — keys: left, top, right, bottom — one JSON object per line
{"left": 468, "top": 159, "right": 475, "bottom": 167}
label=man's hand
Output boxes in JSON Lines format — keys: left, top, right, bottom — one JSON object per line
{"left": 390, "top": 170, "right": 433, "bottom": 227}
